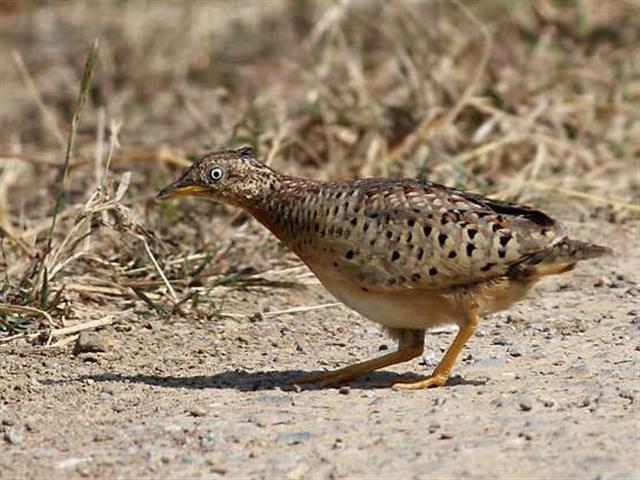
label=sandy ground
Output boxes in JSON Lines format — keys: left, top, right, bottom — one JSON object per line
{"left": 1, "top": 217, "right": 638, "bottom": 480}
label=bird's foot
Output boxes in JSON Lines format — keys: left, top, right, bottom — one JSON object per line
{"left": 392, "top": 372, "right": 449, "bottom": 390}
{"left": 286, "top": 345, "right": 424, "bottom": 388}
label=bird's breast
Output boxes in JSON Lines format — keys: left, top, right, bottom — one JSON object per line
{"left": 305, "top": 259, "right": 465, "bottom": 330}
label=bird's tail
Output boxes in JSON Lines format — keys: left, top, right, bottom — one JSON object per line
{"left": 511, "top": 238, "right": 612, "bottom": 279}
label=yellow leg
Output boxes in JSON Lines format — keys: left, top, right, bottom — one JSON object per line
{"left": 393, "top": 313, "right": 478, "bottom": 390}
{"left": 290, "top": 330, "right": 424, "bottom": 387}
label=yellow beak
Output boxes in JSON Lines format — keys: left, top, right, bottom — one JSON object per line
{"left": 157, "top": 183, "right": 206, "bottom": 200}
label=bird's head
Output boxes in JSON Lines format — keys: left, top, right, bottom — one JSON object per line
{"left": 157, "top": 146, "right": 278, "bottom": 208}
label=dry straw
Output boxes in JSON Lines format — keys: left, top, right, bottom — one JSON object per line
{"left": 1, "top": 1, "right": 637, "bottom": 343}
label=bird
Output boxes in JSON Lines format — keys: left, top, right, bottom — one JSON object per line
{"left": 157, "top": 146, "right": 611, "bottom": 390}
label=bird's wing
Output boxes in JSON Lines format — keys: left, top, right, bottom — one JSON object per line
{"left": 329, "top": 180, "right": 567, "bottom": 291}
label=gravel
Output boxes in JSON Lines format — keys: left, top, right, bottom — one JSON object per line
{"left": 1, "top": 224, "right": 638, "bottom": 479}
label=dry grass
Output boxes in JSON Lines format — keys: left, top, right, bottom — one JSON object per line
{"left": 0, "top": 0, "right": 638, "bottom": 341}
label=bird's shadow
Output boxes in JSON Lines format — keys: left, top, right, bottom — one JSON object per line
{"left": 57, "top": 369, "right": 486, "bottom": 392}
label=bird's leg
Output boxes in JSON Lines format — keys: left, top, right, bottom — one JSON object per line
{"left": 290, "top": 329, "right": 424, "bottom": 387}
{"left": 393, "top": 312, "right": 479, "bottom": 390}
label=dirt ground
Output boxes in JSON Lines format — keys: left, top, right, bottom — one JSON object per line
{"left": 1, "top": 1, "right": 639, "bottom": 479}
{"left": 1, "top": 215, "right": 638, "bottom": 479}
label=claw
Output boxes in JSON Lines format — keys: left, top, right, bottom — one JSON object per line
{"left": 392, "top": 373, "right": 449, "bottom": 390}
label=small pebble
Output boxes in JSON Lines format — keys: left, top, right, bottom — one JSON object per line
{"left": 519, "top": 400, "right": 533, "bottom": 412}
{"left": 73, "top": 332, "right": 117, "bottom": 355}
{"left": 79, "top": 354, "right": 100, "bottom": 363}
{"left": 506, "top": 314, "right": 525, "bottom": 324}
{"left": 275, "top": 431, "right": 312, "bottom": 446}
{"left": 594, "top": 276, "right": 625, "bottom": 289}
{"left": 594, "top": 276, "right": 609, "bottom": 287}
{"left": 421, "top": 351, "right": 437, "bottom": 367}
{"left": 93, "top": 431, "right": 113, "bottom": 442}
{"left": 508, "top": 347, "right": 523, "bottom": 357}
{"left": 619, "top": 390, "right": 636, "bottom": 403}
{"left": 492, "top": 336, "right": 509, "bottom": 346}
{"left": 518, "top": 431, "right": 533, "bottom": 441}
{"left": 4, "top": 428, "right": 23, "bottom": 445}
{"left": 189, "top": 406, "right": 207, "bottom": 417}
{"left": 578, "top": 397, "right": 591, "bottom": 408}
{"left": 539, "top": 397, "right": 556, "bottom": 408}
{"left": 338, "top": 386, "right": 351, "bottom": 395}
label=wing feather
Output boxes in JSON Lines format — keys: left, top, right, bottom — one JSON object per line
{"left": 325, "top": 180, "right": 566, "bottom": 291}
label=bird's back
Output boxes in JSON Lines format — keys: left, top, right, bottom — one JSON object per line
{"left": 265, "top": 177, "right": 601, "bottom": 293}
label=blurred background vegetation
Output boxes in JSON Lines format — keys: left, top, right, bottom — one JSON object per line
{"left": 0, "top": 0, "right": 638, "bottom": 338}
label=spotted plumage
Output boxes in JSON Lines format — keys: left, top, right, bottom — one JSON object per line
{"left": 158, "top": 147, "right": 611, "bottom": 390}
{"left": 264, "top": 178, "right": 566, "bottom": 292}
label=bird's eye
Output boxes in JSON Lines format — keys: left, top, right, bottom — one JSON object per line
{"left": 209, "top": 167, "right": 224, "bottom": 181}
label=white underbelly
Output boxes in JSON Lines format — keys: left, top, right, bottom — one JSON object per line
{"left": 310, "top": 265, "right": 464, "bottom": 330}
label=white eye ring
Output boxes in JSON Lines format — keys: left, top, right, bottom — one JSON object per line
{"left": 209, "top": 167, "right": 224, "bottom": 181}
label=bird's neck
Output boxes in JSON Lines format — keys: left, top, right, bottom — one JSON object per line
{"left": 241, "top": 174, "right": 323, "bottom": 245}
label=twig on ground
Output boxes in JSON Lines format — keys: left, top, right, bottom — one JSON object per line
{"left": 44, "top": 316, "right": 116, "bottom": 340}
{"left": 140, "top": 237, "right": 178, "bottom": 303}
{"left": 44, "top": 334, "right": 80, "bottom": 350}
